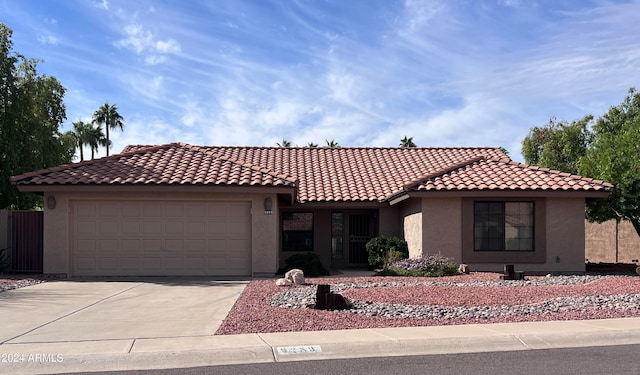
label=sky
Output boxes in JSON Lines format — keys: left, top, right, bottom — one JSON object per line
{"left": 1, "top": 0, "right": 639, "bottom": 162}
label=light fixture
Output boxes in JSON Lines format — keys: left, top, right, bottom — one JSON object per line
{"left": 263, "top": 197, "right": 273, "bottom": 215}
{"left": 47, "top": 195, "right": 56, "bottom": 209}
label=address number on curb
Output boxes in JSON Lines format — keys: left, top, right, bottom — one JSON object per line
{"left": 276, "top": 345, "right": 323, "bottom": 355}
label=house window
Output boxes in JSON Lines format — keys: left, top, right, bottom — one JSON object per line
{"left": 282, "top": 212, "right": 314, "bottom": 251}
{"left": 474, "top": 202, "right": 534, "bottom": 251}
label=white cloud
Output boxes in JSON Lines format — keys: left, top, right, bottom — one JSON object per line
{"left": 38, "top": 35, "right": 58, "bottom": 45}
{"left": 114, "top": 23, "right": 181, "bottom": 64}
{"left": 180, "top": 101, "right": 204, "bottom": 127}
{"left": 155, "top": 39, "right": 180, "bottom": 54}
{"left": 144, "top": 55, "right": 166, "bottom": 65}
{"left": 402, "top": 0, "right": 448, "bottom": 33}
{"left": 96, "top": 0, "right": 108, "bottom": 10}
{"left": 498, "top": 0, "right": 522, "bottom": 8}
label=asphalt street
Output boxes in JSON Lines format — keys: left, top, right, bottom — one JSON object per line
{"left": 81, "top": 344, "right": 640, "bottom": 375}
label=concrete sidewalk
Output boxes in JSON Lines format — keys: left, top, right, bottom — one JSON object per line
{"left": 2, "top": 317, "right": 640, "bottom": 374}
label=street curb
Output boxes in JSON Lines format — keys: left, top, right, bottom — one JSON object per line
{"left": 2, "top": 319, "right": 640, "bottom": 374}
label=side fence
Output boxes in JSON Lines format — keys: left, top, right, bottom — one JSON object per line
{"left": 0, "top": 210, "right": 43, "bottom": 273}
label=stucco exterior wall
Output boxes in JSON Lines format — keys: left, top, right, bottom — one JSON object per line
{"left": 586, "top": 219, "right": 640, "bottom": 263}
{"left": 545, "top": 197, "right": 586, "bottom": 272}
{"left": 314, "top": 209, "right": 332, "bottom": 270}
{"left": 41, "top": 191, "right": 279, "bottom": 277}
{"left": 400, "top": 198, "right": 423, "bottom": 259}
{"left": 471, "top": 197, "right": 586, "bottom": 273}
{"left": 250, "top": 194, "right": 279, "bottom": 277}
{"left": 422, "top": 197, "right": 463, "bottom": 263}
{"left": 44, "top": 193, "right": 71, "bottom": 275}
{"left": 379, "top": 205, "right": 400, "bottom": 237}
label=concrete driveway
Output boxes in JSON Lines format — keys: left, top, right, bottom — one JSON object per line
{"left": 0, "top": 278, "right": 248, "bottom": 344}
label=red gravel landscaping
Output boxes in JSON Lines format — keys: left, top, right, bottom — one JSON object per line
{"left": 0, "top": 274, "right": 61, "bottom": 293}
{"left": 215, "top": 273, "right": 640, "bottom": 335}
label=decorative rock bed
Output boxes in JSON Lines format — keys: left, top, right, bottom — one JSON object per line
{"left": 269, "top": 275, "right": 640, "bottom": 320}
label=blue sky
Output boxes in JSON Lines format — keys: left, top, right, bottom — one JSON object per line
{"left": 2, "top": 0, "right": 639, "bottom": 161}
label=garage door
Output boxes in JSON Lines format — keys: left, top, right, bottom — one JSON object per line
{"left": 71, "top": 200, "right": 252, "bottom": 276}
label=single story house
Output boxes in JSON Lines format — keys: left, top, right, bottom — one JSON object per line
{"left": 11, "top": 143, "right": 613, "bottom": 277}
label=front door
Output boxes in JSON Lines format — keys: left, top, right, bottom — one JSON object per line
{"left": 331, "top": 210, "right": 378, "bottom": 268}
{"left": 347, "top": 212, "right": 376, "bottom": 266}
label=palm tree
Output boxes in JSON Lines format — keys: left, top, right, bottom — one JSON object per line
{"left": 325, "top": 139, "right": 340, "bottom": 148}
{"left": 92, "top": 101, "right": 124, "bottom": 156}
{"left": 399, "top": 136, "right": 416, "bottom": 148}
{"left": 306, "top": 142, "right": 318, "bottom": 147}
{"left": 85, "top": 124, "right": 108, "bottom": 159}
{"left": 277, "top": 139, "right": 291, "bottom": 147}
{"left": 71, "top": 120, "right": 93, "bottom": 161}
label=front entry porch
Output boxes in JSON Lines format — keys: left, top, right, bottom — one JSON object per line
{"left": 330, "top": 210, "right": 378, "bottom": 269}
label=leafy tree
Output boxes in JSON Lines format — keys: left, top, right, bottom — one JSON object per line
{"left": 521, "top": 115, "right": 593, "bottom": 174}
{"left": 325, "top": 139, "right": 340, "bottom": 148}
{"left": 521, "top": 88, "right": 640, "bottom": 238}
{"left": 92, "top": 101, "right": 124, "bottom": 156}
{"left": 276, "top": 139, "right": 291, "bottom": 147}
{"left": 0, "top": 23, "right": 73, "bottom": 209}
{"left": 399, "top": 136, "right": 416, "bottom": 148}
{"left": 579, "top": 88, "right": 640, "bottom": 237}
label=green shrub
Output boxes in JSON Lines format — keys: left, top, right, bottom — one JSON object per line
{"left": 381, "top": 254, "right": 459, "bottom": 277}
{"left": 365, "top": 236, "right": 409, "bottom": 269}
{"left": 277, "top": 253, "right": 329, "bottom": 277}
{"left": 384, "top": 249, "right": 406, "bottom": 269}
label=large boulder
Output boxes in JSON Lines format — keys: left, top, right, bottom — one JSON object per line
{"left": 285, "top": 268, "right": 305, "bottom": 285}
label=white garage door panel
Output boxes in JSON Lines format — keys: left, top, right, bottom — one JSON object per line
{"left": 71, "top": 200, "right": 252, "bottom": 276}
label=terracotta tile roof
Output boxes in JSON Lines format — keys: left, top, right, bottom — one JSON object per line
{"left": 413, "top": 158, "right": 614, "bottom": 192}
{"left": 10, "top": 143, "right": 297, "bottom": 188}
{"left": 11, "top": 143, "right": 613, "bottom": 202}
{"left": 201, "top": 146, "right": 508, "bottom": 202}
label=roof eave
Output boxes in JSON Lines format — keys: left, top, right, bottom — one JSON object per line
{"left": 14, "top": 183, "right": 297, "bottom": 196}
{"left": 407, "top": 189, "right": 614, "bottom": 198}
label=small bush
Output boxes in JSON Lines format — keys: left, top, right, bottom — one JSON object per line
{"left": 384, "top": 249, "right": 406, "bottom": 269}
{"left": 366, "top": 236, "right": 409, "bottom": 269}
{"left": 277, "top": 253, "right": 329, "bottom": 277}
{"left": 382, "top": 254, "right": 460, "bottom": 277}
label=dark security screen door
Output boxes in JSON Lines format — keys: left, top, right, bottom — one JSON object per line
{"left": 348, "top": 213, "right": 373, "bottom": 265}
